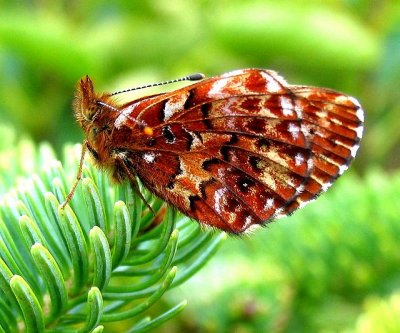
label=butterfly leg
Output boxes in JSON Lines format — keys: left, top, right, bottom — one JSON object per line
{"left": 61, "top": 141, "right": 89, "bottom": 208}
{"left": 113, "top": 152, "right": 155, "bottom": 214}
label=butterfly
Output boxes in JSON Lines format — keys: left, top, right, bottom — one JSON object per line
{"left": 64, "top": 69, "right": 364, "bottom": 234}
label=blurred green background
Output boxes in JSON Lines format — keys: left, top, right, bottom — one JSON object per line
{"left": 0, "top": 0, "right": 399, "bottom": 332}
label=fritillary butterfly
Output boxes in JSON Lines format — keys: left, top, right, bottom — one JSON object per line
{"left": 64, "top": 69, "right": 364, "bottom": 234}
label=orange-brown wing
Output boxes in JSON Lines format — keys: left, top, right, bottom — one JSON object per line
{"left": 113, "top": 69, "right": 363, "bottom": 233}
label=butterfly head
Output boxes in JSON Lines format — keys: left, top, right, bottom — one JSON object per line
{"left": 74, "top": 76, "right": 98, "bottom": 126}
{"left": 73, "top": 76, "right": 117, "bottom": 130}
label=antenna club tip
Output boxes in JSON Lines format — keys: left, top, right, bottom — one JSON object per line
{"left": 188, "top": 73, "right": 205, "bottom": 81}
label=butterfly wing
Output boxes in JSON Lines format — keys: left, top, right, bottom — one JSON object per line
{"left": 115, "top": 69, "right": 363, "bottom": 233}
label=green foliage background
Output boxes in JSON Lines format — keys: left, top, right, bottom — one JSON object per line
{"left": 0, "top": 0, "right": 399, "bottom": 332}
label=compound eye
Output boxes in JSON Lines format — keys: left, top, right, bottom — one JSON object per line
{"left": 84, "top": 103, "right": 99, "bottom": 121}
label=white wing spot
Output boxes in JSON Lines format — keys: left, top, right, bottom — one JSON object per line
{"left": 273, "top": 207, "right": 285, "bottom": 220}
{"left": 355, "top": 125, "right": 363, "bottom": 139}
{"left": 294, "top": 104, "right": 303, "bottom": 118}
{"left": 338, "top": 164, "right": 349, "bottom": 175}
{"left": 143, "top": 152, "right": 155, "bottom": 163}
{"left": 164, "top": 91, "right": 189, "bottom": 121}
{"left": 322, "top": 182, "right": 332, "bottom": 192}
{"left": 115, "top": 104, "right": 135, "bottom": 129}
{"left": 183, "top": 127, "right": 203, "bottom": 149}
{"left": 298, "top": 198, "right": 315, "bottom": 209}
{"left": 243, "top": 215, "right": 254, "bottom": 230}
{"left": 288, "top": 123, "right": 300, "bottom": 139}
{"left": 296, "top": 184, "right": 305, "bottom": 194}
{"left": 294, "top": 153, "right": 304, "bottom": 166}
{"left": 214, "top": 187, "right": 227, "bottom": 214}
{"left": 350, "top": 144, "right": 360, "bottom": 158}
{"left": 356, "top": 107, "right": 364, "bottom": 122}
{"left": 266, "top": 78, "right": 281, "bottom": 93}
{"left": 307, "top": 157, "right": 313, "bottom": 170}
{"left": 260, "top": 71, "right": 282, "bottom": 93}
{"left": 349, "top": 96, "right": 361, "bottom": 107}
{"left": 207, "top": 79, "right": 229, "bottom": 98}
{"left": 264, "top": 198, "right": 275, "bottom": 210}
{"left": 280, "top": 96, "right": 293, "bottom": 116}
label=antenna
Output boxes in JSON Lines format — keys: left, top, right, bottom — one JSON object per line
{"left": 110, "top": 73, "right": 205, "bottom": 96}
